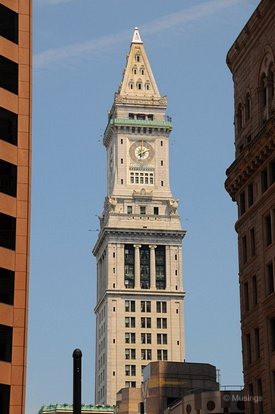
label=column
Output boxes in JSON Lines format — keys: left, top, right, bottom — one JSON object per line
{"left": 134, "top": 245, "right": 141, "bottom": 288}
{"left": 149, "top": 245, "right": 157, "bottom": 289}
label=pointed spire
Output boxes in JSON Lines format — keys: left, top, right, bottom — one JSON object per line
{"left": 132, "top": 27, "right": 143, "bottom": 44}
{"left": 117, "top": 28, "right": 160, "bottom": 98}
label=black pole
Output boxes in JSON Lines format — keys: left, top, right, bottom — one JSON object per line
{"left": 73, "top": 348, "right": 82, "bottom": 414}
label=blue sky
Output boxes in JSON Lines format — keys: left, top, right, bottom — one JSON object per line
{"left": 28, "top": 0, "right": 260, "bottom": 412}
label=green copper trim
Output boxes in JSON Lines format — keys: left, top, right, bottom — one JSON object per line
{"left": 110, "top": 118, "right": 172, "bottom": 128}
{"left": 38, "top": 404, "right": 115, "bottom": 413}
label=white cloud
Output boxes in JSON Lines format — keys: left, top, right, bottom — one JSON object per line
{"left": 34, "top": 0, "right": 241, "bottom": 69}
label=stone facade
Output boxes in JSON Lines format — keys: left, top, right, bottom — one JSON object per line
{"left": 0, "top": 1, "right": 32, "bottom": 414}
{"left": 225, "top": 0, "right": 275, "bottom": 413}
{"left": 93, "top": 29, "right": 186, "bottom": 406}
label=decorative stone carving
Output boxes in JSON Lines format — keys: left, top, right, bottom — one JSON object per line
{"left": 168, "top": 198, "right": 179, "bottom": 214}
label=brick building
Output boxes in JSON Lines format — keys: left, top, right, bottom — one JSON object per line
{"left": 0, "top": 1, "right": 32, "bottom": 413}
{"left": 225, "top": 0, "right": 275, "bottom": 412}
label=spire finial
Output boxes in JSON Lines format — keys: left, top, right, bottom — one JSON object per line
{"left": 132, "top": 27, "right": 143, "bottom": 44}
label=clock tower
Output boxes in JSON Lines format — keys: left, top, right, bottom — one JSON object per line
{"left": 93, "top": 28, "right": 186, "bottom": 406}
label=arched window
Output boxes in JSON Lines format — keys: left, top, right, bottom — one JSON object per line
{"left": 237, "top": 103, "right": 243, "bottom": 133}
{"left": 145, "top": 83, "right": 150, "bottom": 91}
{"left": 129, "top": 81, "right": 134, "bottom": 90}
{"left": 140, "top": 66, "right": 145, "bottom": 75}
{"left": 245, "top": 93, "right": 251, "bottom": 121}
{"left": 132, "top": 65, "right": 137, "bottom": 75}
{"left": 135, "top": 54, "right": 140, "bottom": 62}
{"left": 136, "top": 80, "right": 142, "bottom": 90}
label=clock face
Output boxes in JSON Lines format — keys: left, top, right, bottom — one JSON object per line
{"left": 129, "top": 141, "right": 154, "bottom": 163}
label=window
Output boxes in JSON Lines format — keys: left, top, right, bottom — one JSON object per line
{"left": 266, "top": 262, "right": 274, "bottom": 295}
{"left": 0, "top": 268, "right": 14, "bottom": 305}
{"left": 157, "top": 349, "right": 168, "bottom": 360}
{"left": 250, "top": 228, "right": 256, "bottom": 257}
{"left": 240, "top": 191, "right": 245, "bottom": 215}
{"left": 156, "top": 301, "right": 167, "bottom": 313}
{"left": 252, "top": 275, "right": 258, "bottom": 306}
{"left": 141, "top": 349, "right": 151, "bottom": 360}
{"left": 125, "top": 349, "right": 136, "bottom": 360}
{"left": 140, "top": 206, "right": 146, "bottom": 215}
{"left": 0, "top": 107, "right": 18, "bottom": 145}
{"left": 248, "top": 184, "right": 254, "bottom": 207}
{"left": 0, "top": 324, "right": 12, "bottom": 362}
{"left": 242, "top": 236, "right": 247, "bottom": 264}
{"left": 261, "top": 169, "right": 268, "bottom": 193}
{"left": 0, "top": 4, "right": 18, "bottom": 44}
{"left": 125, "top": 317, "right": 135, "bottom": 328}
{"left": 157, "top": 333, "right": 167, "bottom": 344}
{"left": 113, "top": 252, "right": 115, "bottom": 258}
{"left": 140, "top": 246, "right": 150, "bottom": 289}
{"left": 0, "top": 384, "right": 10, "bottom": 414}
{"left": 257, "top": 379, "right": 263, "bottom": 414}
{"left": 125, "top": 245, "right": 135, "bottom": 288}
{"left": 125, "top": 333, "right": 135, "bottom": 344}
{"left": 127, "top": 206, "right": 133, "bottom": 215}
{"left": 246, "top": 333, "right": 252, "bottom": 365}
{"left": 265, "top": 213, "right": 272, "bottom": 246}
{"left": 161, "top": 181, "right": 164, "bottom": 186}
{"left": 141, "top": 333, "right": 151, "bottom": 344}
{"left": 244, "top": 282, "right": 249, "bottom": 312}
{"left": 237, "top": 103, "right": 243, "bottom": 132}
{"left": 121, "top": 139, "right": 123, "bottom": 144}
{"left": 125, "top": 300, "right": 135, "bottom": 312}
{"left": 125, "top": 365, "right": 136, "bottom": 376}
{"left": 137, "top": 82, "right": 142, "bottom": 90}
{"left": 141, "top": 301, "right": 151, "bottom": 312}
{"left": 156, "top": 246, "right": 166, "bottom": 289}
{"left": 125, "top": 381, "right": 136, "bottom": 388}
{"left": 154, "top": 207, "right": 159, "bottom": 215}
{"left": 121, "top": 158, "right": 123, "bottom": 164}
{"left": 141, "top": 317, "right": 151, "bottom": 328}
{"left": 271, "top": 317, "right": 275, "bottom": 352}
{"left": 135, "top": 54, "right": 140, "bottom": 62}
{"left": 130, "top": 172, "right": 154, "bottom": 185}
{"left": 160, "top": 140, "right": 163, "bottom": 146}
{"left": 255, "top": 328, "right": 260, "bottom": 359}
{"left": 0, "top": 213, "right": 16, "bottom": 250}
{"left": 157, "top": 318, "right": 167, "bottom": 329}
{"left": 0, "top": 56, "right": 18, "bottom": 94}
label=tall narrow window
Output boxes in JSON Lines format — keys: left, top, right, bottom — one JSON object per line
{"left": 242, "top": 236, "right": 247, "bottom": 264}
{"left": 257, "top": 379, "right": 263, "bottom": 414}
{"left": 0, "top": 56, "right": 18, "bottom": 94}
{"left": 270, "top": 317, "right": 275, "bottom": 352}
{"left": 265, "top": 213, "right": 272, "bottom": 246}
{"left": 156, "top": 246, "right": 166, "bottom": 289}
{"left": 266, "top": 262, "right": 274, "bottom": 295}
{"left": 245, "top": 93, "right": 251, "bottom": 121}
{"left": 250, "top": 228, "right": 256, "bottom": 257}
{"left": 252, "top": 275, "right": 258, "bottom": 306}
{"left": 140, "top": 246, "right": 150, "bottom": 289}
{"left": 246, "top": 333, "right": 252, "bottom": 365}
{"left": 244, "top": 282, "right": 249, "bottom": 312}
{"left": 124, "top": 245, "right": 135, "bottom": 288}
{"left": 240, "top": 191, "right": 245, "bottom": 215}
{"left": 248, "top": 184, "right": 254, "bottom": 207}
{"left": 261, "top": 169, "right": 268, "bottom": 193}
{"left": 255, "top": 328, "right": 260, "bottom": 359}
{"left": 248, "top": 383, "right": 254, "bottom": 414}
{"left": 237, "top": 103, "right": 243, "bottom": 132}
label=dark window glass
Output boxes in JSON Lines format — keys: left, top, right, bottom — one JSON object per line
{"left": 0, "top": 160, "right": 17, "bottom": 197}
{"left": 240, "top": 191, "right": 245, "bottom": 215}
{"left": 244, "top": 282, "right": 249, "bottom": 312}
{"left": 270, "top": 318, "right": 275, "bottom": 352}
{"left": 156, "top": 246, "right": 166, "bottom": 289}
{"left": 0, "top": 324, "right": 12, "bottom": 362}
{"left": 0, "top": 268, "right": 14, "bottom": 304}
{"left": 246, "top": 333, "right": 251, "bottom": 365}
{"left": 242, "top": 236, "right": 247, "bottom": 264}
{"left": 248, "top": 184, "right": 254, "bottom": 207}
{"left": 252, "top": 275, "right": 258, "bottom": 306}
{"left": 250, "top": 228, "right": 256, "bottom": 257}
{"left": 261, "top": 169, "right": 268, "bottom": 193}
{"left": 0, "top": 4, "right": 18, "bottom": 43}
{"left": 125, "top": 245, "right": 134, "bottom": 288}
{"left": 0, "top": 107, "right": 18, "bottom": 145}
{"left": 265, "top": 214, "right": 272, "bottom": 246}
{"left": 0, "top": 213, "right": 16, "bottom": 250}
{"left": 154, "top": 207, "right": 159, "bottom": 215}
{"left": 0, "top": 56, "right": 18, "bottom": 94}
{"left": 255, "top": 328, "right": 260, "bottom": 359}
{"left": 0, "top": 384, "right": 10, "bottom": 414}
{"left": 266, "top": 262, "right": 274, "bottom": 295}
{"left": 140, "top": 246, "right": 150, "bottom": 289}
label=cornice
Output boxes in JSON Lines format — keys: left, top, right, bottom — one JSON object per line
{"left": 92, "top": 227, "right": 186, "bottom": 256}
{"left": 94, "top": 289, "right": 185, "bottom": 313}
{"left": 225, "top": 117, "right": 275, "bottom": 200}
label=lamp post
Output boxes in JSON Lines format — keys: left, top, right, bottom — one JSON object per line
{"left": 72, "top": 348, "right": 82, "bottom": 414}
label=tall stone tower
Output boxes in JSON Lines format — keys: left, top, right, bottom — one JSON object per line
{"left": 225, "top": 1, "right": 275, "bottom": 412}
{"left": 93, "top": 28, "right": 185, "bottom": 406}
